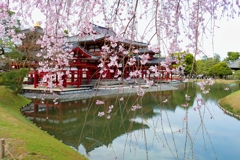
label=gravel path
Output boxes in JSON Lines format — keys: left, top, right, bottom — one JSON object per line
{"left": 21, "top": 83, "right": 179, "bottom": 101}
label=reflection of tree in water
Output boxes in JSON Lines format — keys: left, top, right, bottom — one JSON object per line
{"left": 199, "top": 83, "right": 239, "bottom": 102}
{"left": 169, "top": 82, "right": 196, "bottom": 109}
{"left": 23, "top": 97, "right": 151, "bottom": 154}
{"left": 21, "top": 82, "right": 236, "bottom": 159}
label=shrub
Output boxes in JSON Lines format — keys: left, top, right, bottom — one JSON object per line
{"left": 233, "top": 70, "right": 240, "bottom": 80}
{"left": 0, "top": 68, "right": 29, "bottom": 94}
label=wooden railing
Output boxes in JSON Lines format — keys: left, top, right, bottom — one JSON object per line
{"left": 0, "top": 138, "right": 16, "bottom": 159}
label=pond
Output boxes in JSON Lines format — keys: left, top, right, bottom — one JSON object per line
{"left": 22, "top": 82, "right": 240, "bottom": 160}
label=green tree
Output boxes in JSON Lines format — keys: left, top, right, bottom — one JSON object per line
{"left": 174, "top": 52, "right": 196, "bottom": 76}
{"left": 224, "top": 52, "right": 240, "bottom": 63}
{"left": 209, "top": 62, "right": 232, "bottom": 78}
{"left": 196, "top": 56, "right": 220, "bottom": 76}
{"left": 184, "top": 53, "right": 196, "bottom": 75}
{"left": 0, "top": 39, "right": 24, "bottom": 71}
{"left": 196, "top": 60, "right": 208, "bottom": 75}
{"left": 0, "top": 68, "right": 29, "bottom": 94}
{"left": 233, "top": 70, "right": 240, "bottom": 80}
{"left": 213, "top": 53, "right": 221, "bottom": 63}
{"left": 0, "top": 10, "right": 22, "bottom": 70}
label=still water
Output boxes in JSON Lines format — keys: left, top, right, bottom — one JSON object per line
{"left": 22, "top": 82, "right": 240, "bottom": 160}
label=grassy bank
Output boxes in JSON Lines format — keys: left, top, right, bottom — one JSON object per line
{"left": 0, "top": 86, "right": 87, "bottom": 160}
{"left": 214, "top": 79, "right": 239, "bottom": 84}
{"left": 188, "top": 78, "right": 239, "bottom": 84}
{"left": 219, "top": 90, "right": 240, "bottom": 116}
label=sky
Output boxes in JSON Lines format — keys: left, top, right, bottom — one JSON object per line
{"left": 202, "top": 17, "right": 240, "bottom": 60}
{"left": 31, "top": 7, "right": 240, "bottom": 61}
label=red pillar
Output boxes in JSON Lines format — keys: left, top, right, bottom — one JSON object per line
{"left": 71, "top": 71, "right": 74, "bottom": 85}
{"left": 77, "top": 68, "right": 82, "bottom": 88}
{"left": 56, "top": 73, "right": 58, "bottom": 86}
{"left": 63, "top": 71, "right": 67, "bottom": 88}
{"left": 34, "top": 70, "right": 38, "bottom": 88}
{"left": 166, "top": 72, "right": 169, "bottom": 82}
{"left": 124, "top": 66, "right": 128, "bottom": 78}
{"left": 87, "top": 70, "right": 90, "bottom": 84}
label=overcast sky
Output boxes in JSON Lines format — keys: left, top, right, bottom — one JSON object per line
{"left": 32, "top": 7, "right": 240, "bottom": 61}
{"left": 202, "top": 17, "right": 240, "bottom": 60}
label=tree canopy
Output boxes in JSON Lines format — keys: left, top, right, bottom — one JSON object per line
{"left": 224, "top": 52, "right": 240, "bottom": 63}
{"left": 196, "top": 56, "right": 220, "bottom": 76}
{"left": 233, "top": 70, "right": 240, "bottom": 80}
{"left": 0, "top": 0, "right": 239, "bottom": 89}
{"left": 174, "top": 52, "right": 196, "bottom": 75}
{"left": 209, "top": 62, "right": 232, "bottom": 78}
{"left": 0, "top": 68, "right": 29, "bottom": 94}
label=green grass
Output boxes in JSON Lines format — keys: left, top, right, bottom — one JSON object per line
{"left": 219, "top": 90, "right": 240, "bottom": 116}
{"left": 189, "top": 79, "right": 239, "bottom": 84}
{"left": 214, "top": 79, "right": 240, "bottom": 84}
{"left": 0, "top": 86, "right": 87, "bottom": 160}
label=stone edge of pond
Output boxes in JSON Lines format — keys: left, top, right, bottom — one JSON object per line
{"left": 21, "top": 83, "right": 179, "bottom": 101}
{"left": 217, "top": 100, "right": 240, "bottom": 120}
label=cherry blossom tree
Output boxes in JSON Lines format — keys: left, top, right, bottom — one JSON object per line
{"left": 1, "top": 0, "right": 240, "bottom": 159}
{"left": 1, "top": 0, "right": 238, "bottom": 137}
{"left": 1, "top": 0, "right": 238, "bottom": 123}
{"left": 1, "top": 0, "right": 238, "bottom": 87}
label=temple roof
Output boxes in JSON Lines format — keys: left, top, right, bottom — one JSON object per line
{"left": 146, "top": 57, "right": 174, "bottom": 64}
{"left": 67, "top": 23, "right": 150, "bottom": 48}
{"left": 228, "top": 59, "right": 240, "bottom": 70}
{"left": 138, "top": 48, "right": 156, "bottom": 54}
{"left": 92, "top": 24, "right": 116, "bottom": 37}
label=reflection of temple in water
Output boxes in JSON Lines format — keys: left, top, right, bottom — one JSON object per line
{"left": 21, "top": 91, "right": 176, "bottom": 153}
{"left": 21, "top": 98, "right": 148, "bottom": 153}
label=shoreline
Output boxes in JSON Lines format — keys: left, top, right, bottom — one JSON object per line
{"left": 217, "top": 99, "right": 240, "bottom": 120}
{"left": 0, "top": 86, "right": 87, "bottom": 160}
{"left": 21, "top": 83, "right": 179, "bottom": 101}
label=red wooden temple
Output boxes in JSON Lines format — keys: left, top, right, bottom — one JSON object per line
{"left": 11, "top": 24, "right": 176, "bottom": 88}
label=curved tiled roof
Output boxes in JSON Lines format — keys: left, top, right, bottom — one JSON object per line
{"left": 228, "top": 59, "right": 240, "bottom": 69}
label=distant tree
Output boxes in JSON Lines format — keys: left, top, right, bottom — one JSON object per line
{"left": 201, "top": 55, "right": 208, "bottom": 61}
{"left": 0, "top": 39, "right": 24, "bottom": 71}
{"left": 184, "top": 53, "right": 196, "bottom": 75}
{"left": 196, "top": 60, "right": 208, "bottom": 75}
{"left": 0, "top": 10, "right": 22, "bottom": 70}
{"left": 174, "top": 52, "right": 196, "bottom": 76}
{"left": 196, "top": 56, "right": 220, "bottom": 76}
{"left": 209, "top": 62, "right": 232, "bottom": 78}
{"left": 233, "top": 70, "right": 240, "bottom": 80}
{"left": 213, "top": 53, "right": 221, "bottom": 63}
{"left": 224, "top": 52, "right": 240, "bottom": 63}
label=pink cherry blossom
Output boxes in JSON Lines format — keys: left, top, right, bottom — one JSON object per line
{"left": 163, "top": 99, "right": 168, "bottom": 103}
{"left": 137, "top": 87, "right": 145, "bottom": 96}
{"left": 98, "top": 112, "right": 105, "bottom": 117}
{"left": 183, "top": 117, "right": 188, "bottom": 122}
{"left": 185, "top": 94, "right": 190, "bottom": 101}
{"left": 127, "top": 57, "right": 136, "bottom": 66}
{"left": 139, "top": 54, "right": 150, "bottom": 65}
{"left": 131, "top": 104, "right": 142, "bottom": 111}
{"left": 108, "top": 105, "right": 113, "bottom": 109}
{"left": 146, "top": 79, "right": 154, "bottom": 87}
{"left": 224, "top": 87, "right": 229, "bottom": 91}
{"left": 96, "top": 100, "right": 104, "bottom": 105}
{"left": 181, "top": 103, "right": 189, "bottom": 108}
